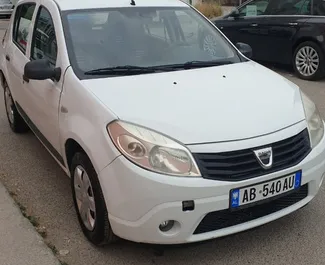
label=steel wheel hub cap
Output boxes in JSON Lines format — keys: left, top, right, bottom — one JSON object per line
{"left": 74, "top": 166, "right": 96, "bottom": 231}
{"left": 203, "top": 35, "right": 218, "bottom": 57}
{"left": 4, "top": 88, "right": 14, "bottom": 124}
{"left": 296, "top": 46, "right": 319, "bottom": 77}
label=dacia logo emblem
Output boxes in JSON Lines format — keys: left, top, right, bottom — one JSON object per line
{"left": 253, "top": 147, "right": 273, "bottom": 169}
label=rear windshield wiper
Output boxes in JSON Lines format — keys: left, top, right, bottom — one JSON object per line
{"left": 84, "top": 65, "right": 158, "bottom": 75}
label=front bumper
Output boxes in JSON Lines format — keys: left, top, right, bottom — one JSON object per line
{"left": 98, "top": 122, "right": 325, "bottom": 244}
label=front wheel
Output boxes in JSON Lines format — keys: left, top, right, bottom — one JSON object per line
{"left": 70, "top": 152, "right": 117, "bottom": 246}
{"left": 293, "top": 41, "right": 325, "bottom": 81}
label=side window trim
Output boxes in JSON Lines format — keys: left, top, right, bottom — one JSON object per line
{"left": 12, "top": 2, "right": 36, "bottom": 55}
{"left": 30, "top": 5, "right": 58, "bottom": 66}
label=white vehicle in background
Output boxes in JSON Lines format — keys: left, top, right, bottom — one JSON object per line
{"left": 0, "top": 0, "right": 14, "bottom": 18}
{"left": 0, "top": 0, "right": 325, "bottom": 247}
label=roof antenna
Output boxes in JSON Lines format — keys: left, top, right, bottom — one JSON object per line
{"left": 130, "top": 0, "right": 136, "bottom": 5}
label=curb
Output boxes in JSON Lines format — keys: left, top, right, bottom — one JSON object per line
{"left": 0, "top": 182, "right": 62, "bottom": 265}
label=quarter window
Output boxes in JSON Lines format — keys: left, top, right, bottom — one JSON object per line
{"left": 13, "top": 3, "right": 36, "bottom": 53}
{"left": 31, "top": 6, "right": 58, "bottom": 66}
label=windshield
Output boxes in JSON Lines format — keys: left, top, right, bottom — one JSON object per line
{"left": 62, "top": 6, "right": 242, "bottom": 78}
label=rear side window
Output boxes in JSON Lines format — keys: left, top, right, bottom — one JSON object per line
{"left": 266, "top": 0, "right": 312, "bottom": 15}
{"left": 12, "top": 3, "right": 36, "bottom": 53}
{"left": 313, "top": 0, "right": 325, "bottom": 15}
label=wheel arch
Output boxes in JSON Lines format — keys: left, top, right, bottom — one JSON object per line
{"left": 65, "top": 138, "right": 90, "bottom": 172}
{"left": 292, "top": 36, "right": 324, "bottom": 56}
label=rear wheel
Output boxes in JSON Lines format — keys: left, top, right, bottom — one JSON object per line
{"left": 70, "top": 152, "right": 117, "bottom": 246}
{"left": 293, "top": 41, "right": 325, "bottom": 81}
{"left": 3, "top": 84, "right": 29, "bottom": 133}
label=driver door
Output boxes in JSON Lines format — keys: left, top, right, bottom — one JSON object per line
{"left": 214, "top": 0, "right": 270, "bottom": 61}
{"left": 21, "top": 3, "right": 64, "bottom": 164}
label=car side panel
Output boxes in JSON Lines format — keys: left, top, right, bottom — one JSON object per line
{"left": 293, "top": 17, "right": 325, "bottom": 53}
{"left": 59, "top": 67, "right": 121, "bottom": 174}
{"left": 253, "top": 16, "right": 310, "bottom": 64}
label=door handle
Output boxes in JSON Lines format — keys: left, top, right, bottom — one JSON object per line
{"left": 250, "top": 23, "right": 258, "bottom": 27}
{"left": 23, "top": 75, "right": 29, "bottom": 83}
{"left": 288, "top": 22, "right": 298, "bottom": 26}
{"left": 5, "top": 55, "right": 10, "bottom": 61}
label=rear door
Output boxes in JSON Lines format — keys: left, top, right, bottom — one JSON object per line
{"left": 5, "top": 2, "right": 36, "bottom": 112}
{"left": 253, "top": 0, "right": 312, "bottom": 64}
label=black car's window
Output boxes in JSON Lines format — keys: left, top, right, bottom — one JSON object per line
{"left": 238, "top": 0, "right": 312, "bottom": 16}
{"left": 31, "top": 6, "right": 57, "bottom": 66}
{"left": 266, "top": 0, "right": 312, "bottom": 15}
{"left": 313, "top": 0, "right": 325, "bottom": 15}
{"left": 12, "top": 3, "right": 36, "bottom": 53}
{"left": 238, "top": 0, "right": 270, "bottom": 17}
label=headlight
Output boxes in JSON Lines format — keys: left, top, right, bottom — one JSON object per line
{"left": 107, "top": 120, "right": 201, "bottom": 177}
{"left": 301, "top": 92, "right": 324, "bottom": 148}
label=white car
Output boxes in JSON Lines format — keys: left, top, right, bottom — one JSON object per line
{"left": 1, "top": 0, "right": 325, "bottom": 246}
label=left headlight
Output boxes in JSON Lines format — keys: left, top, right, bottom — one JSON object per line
{"left": 107, "top": 120, "right": 201, "bottom": 177}
{"left": 301, "top": 92, "right": 324, "bottom": 148}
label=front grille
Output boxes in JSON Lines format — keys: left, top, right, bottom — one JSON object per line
{"left": 194, "top": 184, "right": 308, "bottom": 235}
{"left": 192, "top": 128, "right": 311, "bottom": 181}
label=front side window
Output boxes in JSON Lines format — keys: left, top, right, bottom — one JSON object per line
{"left": 238, "top": 0, "right": 270, "bottom": 17}
{"left": 31, "top": 6, "right": 57, "bottom": 66}
{"left": 13, "top": 3, "right": 36, "bottom": 53}
{"left": 62, "top": 7, "right": 242, "bottom": 78}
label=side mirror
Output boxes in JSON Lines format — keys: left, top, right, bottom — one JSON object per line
{"left": 236, "top": 42, "right": 253, "bottom": 59}
{"left": 24, "top": 59, "right": 61, "bottom": 82}
{"left": 229, "top": 8, "right": 240, "bottom": 18}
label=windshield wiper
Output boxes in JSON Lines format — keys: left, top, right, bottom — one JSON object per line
{"left": 156, "top": 60, "right": 235, "bottom": 70}
{"left": 84, "top": 65, "right": 158, "bottom": 75}
{"left": 84, "top": 61, "right": 235, "bottom": 76}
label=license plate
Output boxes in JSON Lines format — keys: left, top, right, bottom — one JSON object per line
{"left": 230, "top": 171, "right": 302, "bottom": 209}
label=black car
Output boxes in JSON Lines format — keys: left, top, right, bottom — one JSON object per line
{"left": 212, "top": 0, "right": 325, "bottom": 81}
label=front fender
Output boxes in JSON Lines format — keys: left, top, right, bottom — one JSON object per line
{"left": 61, "top": 115, "right": 120, "bottom": 174}
{"left": 59, "top": 68, "right": 120, "bottom": 174}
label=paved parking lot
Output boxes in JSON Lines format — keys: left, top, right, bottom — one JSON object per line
{"left": 0, "top": 19, "right": 325, "bottom": 265}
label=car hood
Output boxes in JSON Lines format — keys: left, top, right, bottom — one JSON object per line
{"left": 82, "top": 61, "right": 306, "bottom": 145}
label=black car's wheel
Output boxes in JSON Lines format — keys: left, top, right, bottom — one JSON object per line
{"left": 293, "top": 41, "right": 325, "bottom": 81}
{"left": 71, "top": 152, "right": 117, "bottom": 246}
{"left": 3, "top": 84, "right": 29, "bottom": 133}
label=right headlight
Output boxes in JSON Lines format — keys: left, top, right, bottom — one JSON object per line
{"left": 301, "top": 91, "right": 324, "bottom": 148}
{"left": 107, "top": 120, "right": 201, "bottom": 177}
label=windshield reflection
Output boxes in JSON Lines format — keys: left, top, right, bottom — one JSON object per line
{"left": 63, "top": 7, "right": 242, "bottom": 77}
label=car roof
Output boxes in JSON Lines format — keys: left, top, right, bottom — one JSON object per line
{"left": 53, "top": 0, "right": 188, "bottom": 11}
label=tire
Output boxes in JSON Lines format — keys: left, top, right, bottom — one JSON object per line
{"left": 70, "top": 152, "right": 117, "bottom": 246}
{"left": 3, "top": 84, "right": 29, "bottom": 133}
{"left": 293, "top": 41, "right": 325, "bottom": 81}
